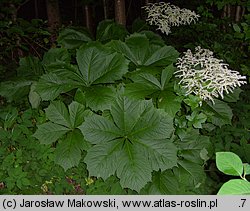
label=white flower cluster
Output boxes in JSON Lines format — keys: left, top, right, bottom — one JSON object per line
{"left": 143, "top": 2, "right": 200, "bottom": 35}
{"left": 175, "top": 46, "right": 247, "bottom": 104}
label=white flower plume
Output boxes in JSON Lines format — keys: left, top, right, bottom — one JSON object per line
{"left": 175, "top": 46, "right": 247, "bottom": 104}
{"left": 143, "top": 2, "right": 200, "bottom": 35}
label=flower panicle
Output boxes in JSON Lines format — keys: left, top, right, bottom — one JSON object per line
{"left": 175, "top": 46, "right": 247, "bottom": 104}
{"left": 142, "top": 2, "right": 200, "bottom": 35}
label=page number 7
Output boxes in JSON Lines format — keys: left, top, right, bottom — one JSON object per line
{"left": 240, "top": 199, "right": 246, "bottom": 207}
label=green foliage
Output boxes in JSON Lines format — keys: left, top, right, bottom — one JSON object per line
{"left": 79, "top": 96, "right": 176, "bottom": 192}
{"left": 86, "top": 176, "right": 130, "bottom": 195}
{"left": 36, "top": 42, "right": 129, "bottom": 110}
{"left": 0, "top": 106, "right": 88, "bottom": 194}
{"left": 209, "top": 90, "right": 250, "bottom": 164}
{"left": 22, "top": 28, "right": 243, "bottom": 193}
{"left": 216, "top": 152, "right": 250, "bottom": 195}
{"left": 0, "top": 55, "right": 44, "bottom": 103}
{"left": 218, "top": 179, "right": 250, "bottom": 195}
{"left": 109, "top": 33, "right": 179, "bottom": 67}
{"left": 33, "top": 101, "right": 91, "bottom": 170}
{"left": 1, "top": 3, "right": 249, "bottom": 194}
{"left": 0, "top": 17, "right": 50, "bottom": 80}
{"left": 216, "top": 152, "right": 243, "bottom": 176}
{"left": 57, "top": 27, "right": 92, "bottom": 49}
{"left": 96, "top": 20, "right": 129, "bottom": 43}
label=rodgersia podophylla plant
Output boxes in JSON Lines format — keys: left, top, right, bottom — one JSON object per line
{"left": 143, "top": 2, "right": 200, "bottom": 35}
{"left": 175, "top": 46, "right": 247, "bottom": 104}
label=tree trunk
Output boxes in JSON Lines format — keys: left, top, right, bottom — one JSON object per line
{"left": 103, "top": 0, "right": 108, "bottom": 19}
{"left": 222, "top": 5, "right": 227, "bottom": 18}
{"left": 235, "top": 6, "right": 241, "bottom": 22}
{"left": 115, "top": 0, "right": 126, "bottom": 26}
{"left": 226, "top": 5, "right": 231, "bottom": 18}
{"left": 9, "top": 3, "right": 17, "bottom": 22}
{"left": 34, "top": 0, "right": 39, "bottom": 18}
{"left": 83, "top": 5, "right": 94, "bottom": 34}
{"left": 46, "top": 0, "right": 61, "bottom": 32}
{"left": 74, "top": 0, "right": 78, "bottom": 23}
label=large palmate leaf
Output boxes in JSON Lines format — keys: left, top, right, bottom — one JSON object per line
{"left": 33, "top": 101, "right": 90, "bottom": 170}
{"left": 69, "top": 101, "right": 87, "bottom": 128}
{"left": 0, "top": 80, "right": 32, "bottom": 102}
{"left": 125, "top": 64, "right": 176, "bottom": 99}
{"left": 45, "top": 101, "right": 72, "bottom": 128}
{"left": 33, "top": 122, "right": 70, "bottom": 144}
{"left": 57, "top": 27, "right": 92, "bottom": 49}
{"left": 177, "top": 160, "right": 206, "bottom": 186}
{"left": 140, "top": 170, "right": 179, "bottom": 194}
{"left": 36, "top": 42, "right": 129, "bottom": 110}
{"left": 78, "top": 96, "right": 177, "bottom": 192}
{"left": 126, "top": 73, "right": 161, "bottom": 99}
{"left": 33, "top": 101, "right": 87, "bottom": 143}
{"left": 84, "top": 86, "right": 117, "bottom": 111}
{"left": 125, "top": 65, "right": 182, "bottom": 117}
{"left": 42, "top": 48, "right": 71, "bottom": 70}
{"left": 76, "top": 42, "right": 129, "bottom": 87}
{"left": 17, "top": 56, "right": 44, "bottom": 78}
{"left": 109, "top": 33, "right": 179, "bottom": 66}
{"left": 0, "top": 56, "right": 44, "bottom": 102}
{"left": 35, "top": 73, "right": 78, "bottom": 101}
{"left": 158, "top": 91, "right": 182, "bottom": 118}
{"left": 176, "top": 129, "right": 212, "bottom": 164}
{"left": 96, "top": 19, "right": 129, "bottom": 43}
{"left": 55, "top": 129, "right": 88, "bottom": 171}
{"left": 174, "top": 128, "right": 212, "bottom": 192}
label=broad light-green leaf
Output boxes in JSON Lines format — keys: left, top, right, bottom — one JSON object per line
{"left": 217, "top": 179, "right": 250, "bottom": 195}
{"left": 244, "top": 163, "right": 250, "bottom": 175}
{"left": 216, "top": 152, "right": 243, "bottom": 176}
{"left": 142, "top": 139, "right": 177, "bottom": 171}
{"left": 110, "top": 96, "right": 148, "bottom": 134}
